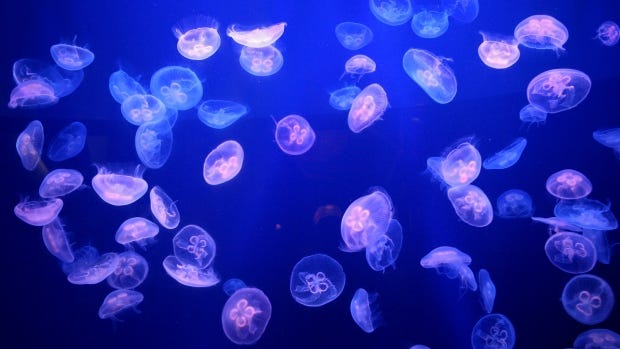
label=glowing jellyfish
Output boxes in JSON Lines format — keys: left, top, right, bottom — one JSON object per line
{"left": 443, "top": 0, "right": 479, "bottom": 23}
{"left": 226, "top": 22, "right": 286, "bottom": 47}
{"left": 42, "top": 218, "right": 74, "bottom": 263}
{"left": 545, "top": 232, "right": 597, "bottom": 274}
{"left": 402, "top": 48, "right": 457, "bottom": 104}
{"left": 350, "top": 288, "right": 382, "bottom": 333}
{"left": 343, "top": 54, "right": 376, "bottom": 80}
{"left": 365, "top": 218, "right": 403, "bottom": 272}
{"left": 108, "top": 69, "right": 146, "bottom": 104}
{"left": 583, "top": 230, "right": 612, "bottom": 265}
{"left": 411, "top": 9, "right": 450, "bottom": 39}
{"left": 198, "top": 99, "right": 248, "bottom": 129}
{"left": 496, "top": 189, "right": 534, "bottom": 218}
{"left": 369, "top": 0, "right": 413, "bottom": 26}
{"left": 173, "top": 224, "right": 216, "bottom": 269}
{"left": 39, "top": 169, "right": 84, "bottom": 198}
{"left": 163, "top": 255, "right": 220, "bottom": 287}
{"left": 135, "top": 117, "right": 173, "bottom": 169}
{"left": 14, "top": 198, "right": 63, "bottom": 227}
{"left": 121, "top": 94, "right": 167, "bottom": 126}
{"left": 16, "top": 120, "right": 44, "bottom": 171}
{"left": 545, "top": 169, "right": 592, "bottom": 200}
{"left": 275, "top": 114, "right": 316, "bottom": 155}
{"left": 47, "top": 121, "right": 87, "bottom": 162}
{"left": 477, "top": 31, "right": 520, "bottom": 69}
{"left": 106, "top": 251, "right": 149, "bottom": 289}
{"left": 347, "top": 83, "right": 389, "bottom": 133}
{"left": 554, "top": 198, "right": 618, "bottom": 231}
{"left": 91, "top": 165, "right": 148, "bottom": 206}
{"left": 98, "top": 289, "right": 144, "bottom": 320}
{"left": 410, "top": 346, "right": 431, "bottom": 349}
{"left": 12, "top": 58, "right": 83, "bottom": 98}
{"left": 593, "top": 128, "right": 620, "bottom": 149}
{"left": 447, "top": 184, "right": 493, "bottom": 227}
{"left": 527, "top": 69, "right": 591, "bottom": 114}
{"left": 478, "top": 269, "right": 496, "bottom": 314}
{"left": 203, "top": 140, "right": 244, "bottom": 185}
{"left": 239, "top": 45, "right": 284, "bottom": 77}
{"left": 290, "top": 253, "right": 346, "bottom": 307}
{"left": 483, "top": 137, "right": 527, "bottom": 170}
{"left": 440, "top": 142, "right": 482, "bottom": 187}
{"left": 66, "top": 252, "right": 119, "bottom": 285}
{"left": 221, "top": 287, "right": 272, "bottom": 345}
{"left": 329, "top": 85, "right": 361, "bottom": 111}
{"left": 594, "top": 21, "right": 620, "bottom": 46}
{"left": 562, "top": 274, "right": 615, "bottom": 325}
{"left": 519, "top": 104, "right": 547, "bottom": 125}
{"left": 420, "top": 246, "right": 477, "bottom": 292}
{"left": 50, "top": 43, "right": 95, "bottom": 71}
{"left": 150, "top": 186, "right": 180, "bottom": 229}
{"left": 514, "top": 14, "right": 568, "bottom": 52}
{"left": 150, "top": 66, "right": 203, "bottom": 110}
{"left": 173, "top": 23, "right": 221, "bottom": 60}
{"left": 471, "top": 313, "right": 516, "bottom": 349}
{"left": 115, "top": 217, "right": 159, "bottom": 247}
{"left": 8, "top": 80, "right": 58, "bottom": 109}
{"left": 335, "top": 22, "right": 374, "bottom": 50}
{"left": 341, "top": 188, "right": 393, "bottom": 252}
{"left": 573, "top": 328, "right": 620, "bottom": 349}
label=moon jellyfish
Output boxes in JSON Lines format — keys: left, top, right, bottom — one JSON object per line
{"left": 108, "top": 69, "right": 146, "bottom": 104}
{"left": 12, "top": 58, "right": 83, "bottom": 99}
{"left": 135, "top": 118, "right": 173, "bottom": 169}
{"left": 402, "top": 48, "right": 457, "bottom": 104}
{"left": 365, "top": 218, "right": 403, "bottom": 272}
{"left": 163, "top": 255, "right": 220, "bottom": 287}
{"left": 478, "top": 269, "right": 496, "bottom": 314}
{"left": 8, "top": 80, "right": 58, "bottom": 109}
{"left": 420, "top": 246, "right": 477, "bottom": 292}
{"left": 42, "top": 218, "right": 74, "bottom": 263}
{"left": 275, "top": 114, "right": 316, "bottom": 155}
{"left": 150, "top": 66, "right": 203, "bottom": 110}
{"left": 50, "top": 43, "right": 95, "bottom": 71}
{"left": 593, "top": 127, "right": 620, "bottom": 150}
{"left": 554, "top": 198, "right": 618, "bottom": 231}
{"left": 496, "top": 189, "right": 534, "bottom": 218}
{"left": 67, "top": 252, "right": 119, "bottom": 285}
{"left": 410, "top": 346, "right": 431, "bottom": 349}
{"left": 573, "top": 328, "right": 620, "bottom": 349}
{"left": 91, "top": 165, "right": 148, "bottom": 206}
{"left": 16, "top": 120, "right": 44, "bottom": 171}
{"left": 410, "top": 9, "right": 450, "bottom": 39}
{"left": 369, "top": 0, "right": 413, "bottom": 26}
{"left": 341, "top": 188, "right": 393, "bottom": 252}
{"left": 203, "top": 140, "right": 244, "bottom": 185}
{"left": 173, "top": 18, "right": 221, "bottom": 60}
{"left": 594, "top": 21, "right": 620, "bottom": 46}
{"left": 447, "top": 185, "right": 493, "bottom": 227}
{"left": 14, "top": 198, "right": 63, "bottom": 226}
{"left": 106, "top": 251, "right": 149, "bottom": 289}
{"left": 39, "top": 169, "right": 84, "bottom": 198}
{"left": 173, "top": 224, "right": 216, "bottom": 269}
{"left": 471, "top": 313, "right": 516, "bottom": 349}
{"left": 514, "top": 14, "right": 568, "bottom": 52}
{"left": 335, "top": 22, "right": 373, "bottom": 50}
{"left": 347, "top": 83, "right": 389, "bottom": 133}
{"left": 239, "top": 45, "right": 284, "bottom": 77}
{"left": 350, "top": 288, "right": 383, "bottom": 333}
{"left": 343, "top": 54, "right": 376, "bottom": 80}
{"left": 583, "top": 230, "right": 612, "bottom": 265}
{"left": 115, "top": 217, "right": 159, "bottom": 248}
{"left": 226, "top": 22, "right": 286, "bottom": 48}
{"left": 545, "top": 232, "right": 597, "bottom": 274}
{"left": 546, "top": 169, "right": 592, "bottom": 200}
{"left": 47, "top": 121, "right": 87, "bottom": 162}
{"left": 440, "top": 142, "right": 481, "bottom": 187}
{"left": 519, "top": 104, "right": 547, "bottom": 125}
{"left": 98, "top": 289, "right": 144, "bottom": 320}
{"left": 221, "top": 287, "right": 272, "bottom": 345}
{"left": 150, "top": 186, "right": 180, "bottom": 229}
{"left": 527, "top": 69, "right": 591, "bottom": 114}
{"left": 290, "top": 253, "right": 346, "bottom": 307}
{"left": 483, "top": 137, "right": 527, "bottom": 170}
{"left": 121, "top": 94, "right": 167, "bottom": 126}
{"left": 477, "top": 31, "right": 520, "bottom": 69}
{"left": 562, "top": 274, "right": 615, "bottom": 325}
{"left": 198, "top": 99, "right": 248, "bottom": 129}
{"left": 329, "top": 85, "right": 361, "bottom": 111}
{"left": 442, "top": 0, "right": 479, "bottom": 23}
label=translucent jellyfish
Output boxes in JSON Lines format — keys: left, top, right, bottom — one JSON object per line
{"left": 61, "top": 245, "right": 97, "bottom": 274}
{"left": 420, "top": 246, "right": 477, "bottom": 292}
{"left": 290, "top": 253, "right": 346, "bottom": 307}
{"left": 471, "top": 313, "right": 516, "bottom": 349}
{"left": 226, "top": 22, "right": 286, "bottom": 48}
{"left": 162, "top": 255, "right": 220, "bottom": 287}
{"left": 221, "top": 287, "right": 272, "bottom": 345}
{"left": 545, "top": 232, "right": 597, "bottom": 274}
{"left": 402, "top": 48, "right": 457, "bottom": 104}
{"left": 197, "top": 99, "right": 248, "bottom": 129}
{"left": 343, "top": 54, "right": 377, "bottom": 81}
{"left": 483, "top": 137, "right": 527, "bottom": 170}
{"left": 531, "top": 216, "right": 583, "bottom": 234}
{"left": 41, "top": 218, "right": 74, "bottom": 263}
{"left": 341, "top": 188, "right": 393, "bottom": 252}
{"left": 150, "top": 186, "right": 180, "bottom": 229}
{"left": 47, "top": 121, "right": 87, "bottom": 162}
{"left": 410, "top": 346, "right": 431, "bottom": 349}
{"left": 562, "top": 274, "right": 615, "bottom": 325}
{"left": 347, "top": 83, "right": 389, "bottom": 133}
{"left": 350, "top": 288, "right": 382, "bottom": 333}
{"left": 14, "top": 198, "right": 63, "bottom": 226}
{"left": 121, "top": 94, "right": 167, "bottom": 126}
{"left": 573, "top": 328, "right": 620, "bottom": 349}
{"left": 594, "top": 21, "right": 620, "bottom": 46}
{"left": 173, "top": 225, "right": 216, "bottom": 269}
{"left": 519, "top": 104, "right": 547, "bottom": 125}
{"left": 477, "top": 31, "right": 520, "bottom": 69}
{"left": 98, "top": 289, "right": 144, "bottom": 320}
{"left": 173, "top": 20, "right": 221, "bottom": 60}
{"left": 545, "top": 169, "right": 592, "bottom": 200}
{"left": 91, "top": 165, "right": 148, "bottom": 206}
{"left": 150, "top": 66, "right": 203, "bottom": 110}
{"left": 39, "top": 169, "right": 84, "bottom": 199}
{"left": 108, "top": 69, "right": 146, "bottom": 104}
{"left": 447, "top": 185, "right": 493, "bottom": 227}
{"left": 275, "top": 114, "right": 316, "bottom": 155}
{"left": 106, "top": 251, "right": 149, "bottom": 289}
{"left": 334, "top": 22, "right": 374, "bottom": 50}
{"left": 115, "top": 217, "right": 159, "bottom": 247}
{"left": 135, "top": 117, "right": 173, "bottom": 169}
{"left": 514, "top": 14, "right": 568, "bottom": 52}
{"left": 238, "top": 45, "right": 284, "bottom": 77}
{"left": 365, "top": 218, "right": 403, "bottom": 271}
{"left": 554, "top": 198, "right": 618, "bottom": 231}
{"left": 12, "top": 58, "right": 84, "bottom": 98}
{"left": 442, "top": 0, "right": 479, "bottom": 23}
{"left": 369, "top": 0, "right": 413, "bottom": 26}
{"left": 203, "top": 140, "right": 244, "bottom": 185}
{"left": 527, "top": 69, "right": 591, "bottom": 114}
{"left": 496, "top": 189, "right": 534, "bottom": 218}
{"left": 8, "top": 80, "right": 58, "bottom": 109}
{"left": 583, "top": 230, "right": 612, "bottom": 265}
{"left": 223, "top": 279, "right": 247, "bottom": 296}
{"left": 329, "top": 85, "right": 361, "bottom": 111}
{"left": 50, "top": 43, "right": 94, "bottom": 71}
{"left": 410, "top": 9, "right": 450, "bottom": 39}
{"left": 16, "top": 120, "right": 44, "bottom": 171}
{"left": 478, "top": 269, "right": 496, "bottom": 314}
{"left": 66, "top": 252, "right": 119, "bottom": 285}
{"left": 440, "top": 142, "right": 481, "bottom": 187}
{"left": 593, "top": 128, "right": 620, "bottom": 149}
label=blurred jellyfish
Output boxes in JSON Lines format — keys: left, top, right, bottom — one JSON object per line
{"left": 594, "top": 21, "right": 620, "bottom": 46}
{"left": 115, "top": 217, "right": 159, "bottom": 248}
{"left": 478, "top": 269, "right": 496, "bottom": 313}
{"left": 562, "top": 274, "right": 615, "bottom": 325}
{"left": 519, "top": 104, "right": 547, "bottom": 125}
{"left": 50, "top": 42, "right": 95, "bottom": 71}
{"left": 350, "top": 288, "right": 383, "bottom": 333}
{"left": 369, "top": 0, "right": 413, "bottom": 26}
{"left": 290, "top": 253, "right": 346, "bottom": 307}
{"left": 544, "top": 232, "right": 597, "bottom": 274}
{"left": 402, "top": 48, "right": 457, "bottom": 104}
{"left": 573, "top": 328, "right": 620, "bottom": 349}
{"left": 173, "top": 17, "right": 221, "bottom": 60}
{"left": 108, "top": 69, "right": 146, "bottom": 104}
{"left": 239, "top": 45, "right": 284, "bottom": 77}
{"left": 546, "top": 169, "right": 592, "bottom": 200}
{"left": 554, "top": 198, "right": 618, "bottom": 231}
{"left": 583, "top": 230, "right": 612, "bottom": 265}
{"left": 163, "top": 255, "right": 220, "bottom": 287}
{"left": 121, "top": 94, "right": 167, "bottom": 126}
{"left": 593, "top": 128, "right": 620, "bottom": 150}
{"left": 496, "top": 189, "right": 534, "bottom": 218}
{"left": 41, "top": 218, "right": 74, "bottom": 263}
{"left": 135, "top": 117, "right": 173, "bottom": 169}
{"left": 98, "top": 289, "right": 144, "bottom": 320}
{"left": 477, "top": 31, "right": 520, "bottom": 69}
{"left": 66, "top": 252, "right": 119, "bottom": 285}
{"left": 410, "top": 9, "right": 450, "bottom": 39}
{"left": 531, "top": 216, "right": 583, "bottom": 234}
{"left": 335, "top": 22, "right": 373, "bottom": 50}
{"left": 471, "top": 313, "right": 516, "bottom": 349}
{"left": 514, "top": 14, "right": 568, "bottom": 52}
{"left": 91, "top": 165, "right": 148, "bottom": 206}
{"left": 106, "top": 250, "right": 149, "bottom": 289}
{"left": 483, "top": 137, "right": 527, "bottom": 170}
{"left": 8, "top": 80, "right": 58, "bottom": 109}
{"left": 347, "top": 83, "right": 389, "bottom": 133}
{"left": 365, "top": 218, "right": 403, "bottom": 272}
{"left": 150, "top": 186, "right": 180, "bottom": 229}
{"left": 203, "top": 140, "right": 244, "bottom": 185}
{"left": 442, "top": 0, "right": 479, "bottom": 23}
{"left": 47, "top": 121, "right": 87, "bottom": 162}
{"left": 12, "top": 58, "right": 83, "bottom": 98}
{"left": 329, "top": 85, "right": 361, "bottom": 111}
{"left": 527, "top": 69, "right": 591, "bottom": 114}
{"left": 223, "top": 278, "right": 247, "bottom": 296}
{"left": 341, "top": 188, "right": 393, "bottom": 252}
{"left": 14, "top": 198, "right": 63, "bottom": 226}
{"left": 342, "top": 54, "right": 376, "bottom": 80}
{"left": 420, "top": 246, "right": 477, "bottom": 292}
{"left": 227, "top": 22, "right": 286, "bottom": 47}
{"left": 150, "top": 66, "right": 203, "bottom": 110}
{"left": 275, "top": 114, "right": 316, "bottom": 155}
{"left": 16, "top": 120, "right": 44, "bottom": 171}
{"left": 198, "top": 99, "right": 248, "bottom": 129}
{"left": 221, "top": 287, "right": 272, "bottom": 345}
{"left": 173, "top": 225, "right": 216, "bottom": 269}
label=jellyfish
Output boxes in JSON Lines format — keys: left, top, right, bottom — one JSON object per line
{"left": 14, "top": 198, "right": 63, "bottom": 227}
{"left": 477, "top": 31, "right": 520, "bottom": 69}
{"left": 173, "top": 225, "right": 216, "bottom": 269}
{"left": 478, "top": 269, "right": 496, "bottom": 314}
{"left": 447, "top": 184, "right": 493, "bottom": 227}
{"left": 290, "top": 253, "right": 346, "bottom": 307}
{"left": 471, "top": 313, "right": 516, "bottom": 349}
{"left": 544, "top": 232, "right": 597, "bottom": 274}
{"left": 365, "top": 218, "right": 403, "bottom": 272}
{"left": 98, "top": 289, "right": 144, "bottom": 320}
{"left": 583, "top": 229, "right": 612, "bottom": 265}
{"left": 121, "top": 94, "right": 167, "bottom": 126}
{"left": 341, "top": 188, "right": 394, "bottom": 252}
{"left": 41, "top": 218, "right": 74, "bottom": 263}
{"left": 562, "top": 274, "right": 615, "bottom": 325}
{"left": 334, "top": 22, "right": 374, "bottom": 50}
{"left": 66, "top": 252, "right": 119, "bottom": 285}
{"left": 442, "top": 0, "right": 479, "bottom": 23}
{"left": 221, "top": 287, "right": 272, "bottom": 345}
{"left": 108, "top": 69, "right": 146, "bottom": 104}
{"left": 162, "top": 255, "right": 220, "bottom": 287}
{"left": 554, "top": 198, "right": 618, "bottom": 231}
{"left": 410, "top": 346, "right": 431, "bottom": 349}
{"left": 8, "top": 80, "right": 58, "bottom": 109}
{"left": 275, "top": 114, "right": 316, "bottom": 155}
{"left": 226, "top": 22, "right": 286, "bottom": 47}
{"left": 135, "top": 117, "right": 173, "bottom": 169}
{"left": 440, "top": 142, "right": 482, "bottom": 187}
{"left": 519, "top": 104, "right": 547, "bottom": 125}
{"left": 203, "top": 140, "right": 244, "bottom": 185}
{"left": 514, "top": 14, "right": 568, "bottom": 52}
{"left": 50, "top": 42, "right": 95, "bottom": 71}
{"left": 420, "top": 246, "right": 475, "bottom": 290}
{"left": 16, "top": 120, "right": 44, "bottom": 171}
{"left": 106, "top": 251, "right": 149, "bottom": 289}
{"left": 115, "top": 217, "right": 160, "bottom": 248}
{"left": 91, "top": 165, "right": 148, "bottom": 206}
{"left": 369, "top": 0, "right": 413, "bottom": 26}
{"left": 402, "top": 48, "right": 457, "bottom": 104}
{"left": 47, "top": 121, "right": 87, "bottom": 162}
{"left": 410, "top": 9, "right": 450, "bottom": 39}
{"left": 149, "top": 186, "right": 180, "bottom": 229}
{"left": 197, "top": 99, "right": 248, "bottom": 129}
{"left": 527, "top": 69, "right": 591, "bottom": 114}
{"left": 342, "top": 54, "right": 376, "bottom": 80}
{"left": 545, "top": 169, "right": 592, "bottom": 200}
{"left": 12, "top": 58, "right": 83, "bottom": 98}
{"left": 150, "top": 66, "right": 203, "bottom": 110}
{"left": 173, "top": 18, "right": 221, "bottom": 60}
{"left": 496, "top": 189, "right": 534, "bottom": 218}
{"left": 329, "top": 85, "right": 361, "bottom": 111}
{"left": 347, "top": 83, "right": 389, "bottom": 133}
{"left": 593, "top": 128, "right": 620, "bottom": 149}
{"left": 238, "top": 45, "right": 284, "bottom": 77}
{"left": 531, "top": 216, "right": 583, "bottom": 234}
{"left": 483, "top": 137, "right": 527, "bottom": 170}
{"left": 350, "top": 288, "right": 383, "bottom": 333}
{"left": 594, "top": 21, "right": 620, "bottom": 46}
{"left": 573, "top": 328, "right": 620, "bottom": 349}
{"left": 223, "top": 279, "right": 247, "bottom": 296}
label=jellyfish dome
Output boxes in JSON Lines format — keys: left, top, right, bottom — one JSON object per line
{"left": 545, "top": 169, "right": 592, "bottom": 199}
{"left": 402, "top": 48, "right": 457, "bottom": 104}
{"left": 514, "top": 14, "right": 568, "bottom": 51}
{"left": 221, "top": 287, "right": 272, "bottom": 345}
{"left": 527, "top": 69, "right": 591, "bottom": 114}
{"left": 91, "top": 165, "right": 148, "bottom": 206}
{"left": 544, "top": 231, "right": 597, "bottom": 274}
{"left": 227, "top": 22, "right": 286, "bottom": 48}
{"left": 290, "top": 253, "right": 346, "bottom": 307}
{"left": 562, "top": 274, "right": 615, "bottom": 325}
{"left": 150, "top": 66, "right": 203, "bottom": 110}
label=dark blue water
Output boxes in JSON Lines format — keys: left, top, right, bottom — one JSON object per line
{"left": 1, "top": 0, "right": 619, "bottom": 348}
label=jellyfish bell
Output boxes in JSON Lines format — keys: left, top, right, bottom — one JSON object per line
{"left": 227, "top": 22, "right": 287, "bottom": 48}
{"left": 91, "top": 163, "right": 148, "bottom": 206}
{"left": 172, "top": 15, "right": 221, "bottom": 60}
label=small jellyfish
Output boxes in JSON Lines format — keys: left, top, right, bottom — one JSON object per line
{"left": 47, "top": 121, "right": 87, "bottom": 162}
{"left": 121, "top": 94, "right": 167, "bottom": 126}
{"left": 410, "top": 9, "right": 450, "bottom": 39}
{"left": 545, "top": 232, "right": 597, "bottom": 274}
{"left": 478, "top": 269, "right": 496, "bottom": 314}
{"left": 519, "top": 104, "right": 547, "bottom": 125}
{"left": 66, "top": 252, "right": 119, "bottom": 285}
{"left": 223, "top": 278, "right": 247, "bottom": 296}
{"left": 150, "top": 66, "right": 203, "bottom": 110}
{"left": 115, "top": 217, "right": 159, "bottom": 247}
{"left": 8, "top": 80, "right": 58, "bottom": 109}
{"left": 197, "top": 99, "right": 248, "bottom": 129}
{"left": 108, "top": 69, "right": 146, "bottom": 104}
{"left": 226, "top": 22, "right": 286, "bottom": 48}
{"left": 527, "top": 69, "right": 591, "bottom": 114}
{"left": 369, "top": 0, "right": 413, "bottom": 26}
{"left": 329, "top": 85, "right": 361, "bottom": 111}
{"left": 203, "top": 140, "right": 244, "bottom": 185}
{"left": 343, "top": 54, "right": 377, "bottom": 81}
{"left": 106, "top": 251, "right": 149, "bottom": 289}
{"left": 477, "top": 31, "right": 520, "bottom": 69}
{"left": 554, "top": 198, "right": 618, "bottom": 231}
{"left": 12, "top": 58, "right": 83, "bottom": 98}
{"left": 290, "top": 253, "right": 346, "bottom": 307}
{"left": 573, "top": 328, "right": 620, "bottom": 349}
{"left": 347, "top": 83, "right": 389, "bottom": 133}
{"left": 496, "top": 189, "right": 534, "bottom": 218}
{"left": 471, "top": 313, "right": 516, "bottom": 349}
{"left": 91, "top": 165, "right": 148, "bottom": 206}
{"left": 593, "top": 127, "right": 620, "bottom": 149}
{"left": 583, "top": 229, "right": 612, "bottom": 265}
{"left": 150, "top": 186, "right": 180, "bottom": 229}
{"left": 335, "top": 22, "right": 374, "bottom": 50}
{"left": 173, "top": 225, "right": 216, "bottom": 269}
{"left": 594, "top": 21, "right": 620, "bottom": 46}
{"left": 442, "top": 0, "right": 479, "bottom": 23}
{"left": 350, "top": 288, "right": 383, "bottom": 333}
{"left": 41, "top": 218, "right": 74, "bottom": 263}
{"left": 221, "top": 287, "right": 272, "bottom": 345}
{"left": 50, "top": 42, "right": 95, "bottom": 71}
{"left": 98, "top": 289, "right": 144, "bottom": 320}
{"left": 39, "top": 169, "right": 84, "bottom": 198}
{"left": 440, "top": 142, "right": 482, "bottom": 187}
{"left": 61, "top": 245, "right": 98, "bottom": 275}
{"left": 162, "top": 255, "right": 220, "bottom": 287}
{"left": 483, "top": 137, "right": 527, "bottom": 170}
{"left": 173, "top": 18, "right": 221, "bottom": 60}
{"left": 238, "top": 45, "right": 284, "bottom": 77}
{"left": 514, "top": 14, "right": 568, "bottom": 52}
{"left": 365, "top": 218, "right": 403, "bottom": 272}
{"left": 562, "top": 274, "right": 615, "bottom": 325}
{"left": 447, "top": 184, "right": 493, "bottom": 227}
{"left": 135, "top": 118, "right": 173, "bottom": 169}
{"left": 341, "top": 188, "right": 394, "bottom": 252}
{"left": 545, "top": 169, "right": 592, "bottom": 200}
{"left": 402, "top": 48, "right": 457, "bottom": 104}
{"left": 14, "top": 198, "right": 63, "bottom": 226}
{"left": 16, "top": 120, "right": 44, "bottom": 171}
{"left": 410, "top": 346, "right": 431, "bottom": 349}
{"left": 275, "top": 114, "right": 316, "bottom": 155}
{"left": 420, "top": 246, "right": 477, "bottom": 292}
